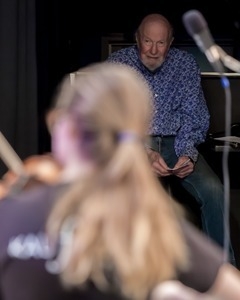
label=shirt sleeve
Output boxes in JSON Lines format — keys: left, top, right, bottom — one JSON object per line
{"left": 174, "top": 54, "right": 210, "bottom": 162}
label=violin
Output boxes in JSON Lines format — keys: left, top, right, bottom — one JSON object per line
{"left": 0, "top": 132, "right": 62, "bottom": 199}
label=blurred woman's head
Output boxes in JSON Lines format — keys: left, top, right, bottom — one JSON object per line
{"left": 47, "top": 62, "right": 188, "bottom": 300}
{"left": 47, "top": 62, "right": 152, "bottom": 177}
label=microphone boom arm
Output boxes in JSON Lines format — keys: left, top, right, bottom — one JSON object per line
{"left": 217, "top": 46, "right": 240, "bottom": 73}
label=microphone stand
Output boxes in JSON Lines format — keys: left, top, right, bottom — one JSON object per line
{"left": 220, "top": 75, "right": 232, "bottom": 264}
{"left": 213, "top": 48, "right": 233, "bottom": 263}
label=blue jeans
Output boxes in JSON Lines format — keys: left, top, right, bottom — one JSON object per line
{"left": 152, "top": 136, "right": 236, "bottom": 266}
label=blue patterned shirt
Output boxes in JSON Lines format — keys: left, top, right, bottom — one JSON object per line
{"left": 107, "top": 45, "right": 210, "bottom": 161}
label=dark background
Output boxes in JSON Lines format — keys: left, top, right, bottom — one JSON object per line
{"left": 1, "top": 0, "right": 240, "bottom": 168}
{"left": 36, "top": 0, "right": 240, "bottom": 78}
{"left": 35, "top": 0, "right": 240, "bottom": 152}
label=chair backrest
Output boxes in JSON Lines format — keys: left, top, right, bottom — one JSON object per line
{"left": 69, "top": 71, "right": 89, "bottom": 85}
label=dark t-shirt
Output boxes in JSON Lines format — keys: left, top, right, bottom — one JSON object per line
{"left": 0, "top": 184, "right": 224, "bottom": 300}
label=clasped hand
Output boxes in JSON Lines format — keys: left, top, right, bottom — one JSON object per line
{"left": 147, "top": 149, "right": 194, "bottom": 178}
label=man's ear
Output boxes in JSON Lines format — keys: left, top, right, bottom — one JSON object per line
{"left": 135, "top": 32, "right": 139, "bottom": 45}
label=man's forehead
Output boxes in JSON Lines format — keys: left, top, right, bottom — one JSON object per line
{"left": 141, "top": 22, "right": 169, "bottom": 39}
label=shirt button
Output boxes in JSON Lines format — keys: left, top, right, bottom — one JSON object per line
{"left": 154, "top": 94, "right": 158, "bottom": 97}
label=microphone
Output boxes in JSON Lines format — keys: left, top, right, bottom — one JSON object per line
{"left": 182, "top": 10, "right": 225, "bottom": 73}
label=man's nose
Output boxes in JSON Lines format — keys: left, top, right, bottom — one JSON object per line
{"left": 149, "top": 43, "right": 158, "bottom": 55}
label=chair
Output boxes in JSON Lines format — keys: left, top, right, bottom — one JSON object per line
{"left": 161, "top": 176, "right": 202, "bottom": 229}
{"left": 69, "top": 71, "right": 89, "bottom": 85}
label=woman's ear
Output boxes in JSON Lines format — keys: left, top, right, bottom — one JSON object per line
{"left": 46, "top": 108, "right": 63, "bottom": 135}
{"left": 45, "top": 109, "right": 55, "bottom": 134}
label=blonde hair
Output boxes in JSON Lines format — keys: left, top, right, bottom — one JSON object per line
{"left": 47, "top": 62, "right": 189, "bottom": 299}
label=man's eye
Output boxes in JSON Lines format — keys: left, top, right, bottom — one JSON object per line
{"left": 158, "top": 41, "right": 166, "bottom": 46}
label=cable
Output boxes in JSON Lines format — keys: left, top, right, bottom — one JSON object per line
{"left": 220, "top": 76, "right": 231, "bottom": 263}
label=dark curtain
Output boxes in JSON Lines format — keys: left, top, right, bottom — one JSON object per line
{"left": 0, "top": 0, "right": 101, "bottom": 177}
{"left": 35, "top": 0, "right": 104, "bottom": 157}
{"left": 0, "top": 0, "right": 38, "bottom": 176}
